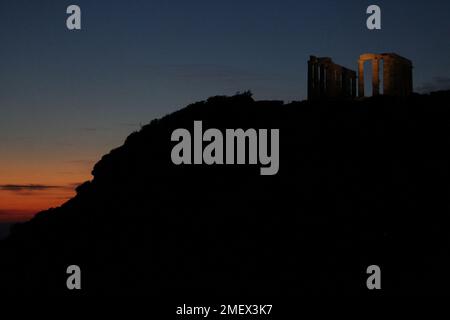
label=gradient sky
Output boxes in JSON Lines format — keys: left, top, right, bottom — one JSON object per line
{"left": 1, "top": 0, "right": 450, "bottom": 222}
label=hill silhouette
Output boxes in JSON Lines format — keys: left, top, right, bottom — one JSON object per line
{"left": 1, "top": 91, "right": 450, "bottom": 295}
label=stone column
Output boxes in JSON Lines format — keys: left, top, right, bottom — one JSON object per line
{"left": 319, "top": 64, "right": 325, "bottom": 96}
{"left": 313, "top": 62, "right": 319, "bottom": 98}
{"left": 307, "top": 60, "right": 313, "bottom": 100}
{"left": 372, "top": 59, "right": 380, "bottom": 96}
{"left": 358, "top": 60, "right": 365, "bottom": 97}
{"left": 383, "top": 58, "right": 392, "bottom": 96}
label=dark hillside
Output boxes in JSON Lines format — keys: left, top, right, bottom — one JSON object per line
{"left": 1, "top": 91, "right": 450, "bottom": 295}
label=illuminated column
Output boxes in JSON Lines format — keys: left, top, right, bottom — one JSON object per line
{"left": 358, "top": 59, "right": 365, "bottom": 97}
{"left": 372, "top": 58, "right": 380, "bottom": 96}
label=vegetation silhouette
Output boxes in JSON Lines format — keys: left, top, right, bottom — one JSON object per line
{"left": 1, "top": 90, "right": 450, "bottom": 295}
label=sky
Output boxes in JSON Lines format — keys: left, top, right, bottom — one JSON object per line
{"left": 1, "top": 0, "right": 450, "bottom": 222}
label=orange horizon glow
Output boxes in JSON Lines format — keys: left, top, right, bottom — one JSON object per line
{"left": 0, "top": 122, "right": 132, "bottom": 223}
{"left": 0, "top": 187, "right": 78, "bottom": 222}
{"left": 0, "top": 160, "right": 94, "bottom": 223}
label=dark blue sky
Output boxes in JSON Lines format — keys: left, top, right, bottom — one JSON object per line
{"left": 0, "top": 1, "right": 450, "bottom": 218}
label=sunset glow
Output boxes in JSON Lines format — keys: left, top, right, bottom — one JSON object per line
{"left": 0, "top": 159, "right": 93, "bottom": 222}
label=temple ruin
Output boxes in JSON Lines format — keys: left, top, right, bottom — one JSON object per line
{"left": 307, "top": 53, "right": 413, "bottom": 100}
{"left": 358, "top": 53, "right": 413, "bottom": 97}
{"left": 308, "top": 56, "right": 357, "bottom": 101}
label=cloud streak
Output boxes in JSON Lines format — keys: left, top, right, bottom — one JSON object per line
{"left": 0, "top": 183, "right": 83, "bottom": 193}
{"left": 417, "top": 76, "right": 450, "bottom": 93}
{"left": 0, "top": 209, "right": 33, "bottom": 216}
{"left": 66, "top": 159, "right": 96, "bottom": 166}
{"left": 0, "top": 209, "right": 36, "bottom": 222}
{"left": 0, "top": 184, "right": 60, "bottom": 191}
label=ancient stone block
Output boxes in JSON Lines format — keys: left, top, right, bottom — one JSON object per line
{"left": 308, "top": 56, "right": 356, "bottom": 101}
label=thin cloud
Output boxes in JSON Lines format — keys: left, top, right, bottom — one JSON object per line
{"left": 118, "top": 122, "right": 140, "bottom": 128}
{"left": 0, "top": 184, "right": 60, "bottom": 191}
{"left": 417, "top": 76, "right": 450, "bottom": 93}
{"left": 0, "top": 183, "right": 82, "bottom": 193}
{"left": 67, "top": 182, "right": 85, "bottom": 189}
{"left": 0, "top": 209, "right": 37, "bottom": 222}
{"left": 1, "top": 210, "right": 15, "bottom": 216}
{"left": 0, "top": 210, "right": 17, "bottom": 216}
{"left": 80, "top": 127, "right": 111, "bottom": 132}
{"left": 66, "top": 159, "right": 96, "bottom": 164}
{"left": 65, "top": 159, "right": 96, "bottom": 168}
